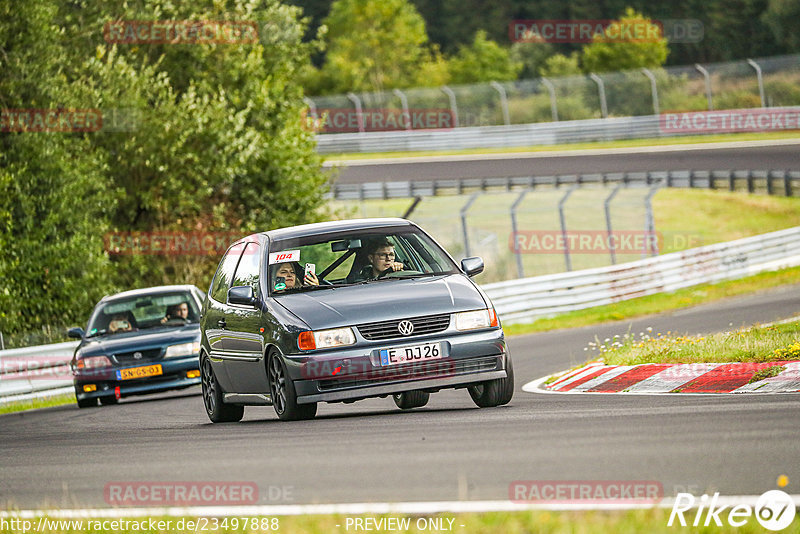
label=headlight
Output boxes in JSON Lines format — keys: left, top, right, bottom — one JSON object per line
{"left": 164, "top": 341, "right": 200, "bottom": 358}
{"left": 75, "top": 355, "right": 111, "bottom": 374}
{"left": 454, "top": 308, "right": 499, "bottom": 331}
{"left": 298, "top": 328, "right": 356, "bottom": 351}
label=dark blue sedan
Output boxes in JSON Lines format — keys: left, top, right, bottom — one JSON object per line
{"left": 69, "top": 285, "right": 204, "bottom": 407}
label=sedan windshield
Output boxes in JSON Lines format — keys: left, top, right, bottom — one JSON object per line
{"left": 268, "top": 229, "right": 458, "bottom": 294}
{"left": 86, "top": 291, "right": 200, "bottom": 337}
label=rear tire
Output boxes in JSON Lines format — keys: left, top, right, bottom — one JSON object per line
{"left": 269, "top": 352, "right": 316, "bottom": 421}
{"left": 201, "top": 356, "right": 244, "bottom": 423}
{"left": 393, "top": 390, "right": 430, "bottom": 409}
{"left": 75, "top": 390, "right": 97, "bottom": 409}
{"left": 468, "top": 358, "right": 514, "bottom": 408}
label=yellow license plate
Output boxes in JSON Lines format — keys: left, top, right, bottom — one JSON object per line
{"left": 117, "top": 364, "right": 163, "bottom": 380}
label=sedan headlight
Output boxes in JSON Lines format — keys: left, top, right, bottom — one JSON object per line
{"left": 298, "top": 328, "right": 356, "bottom": 351}
{"left": 164, "top": 341, "right": 200, "bottom": 358}
{"left": 454, "top": 308, "right": 499, "bottom": 331}
{"left": 76, "top": 355, "right": 111, "bottom": 370}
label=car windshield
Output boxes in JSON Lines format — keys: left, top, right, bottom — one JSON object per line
{"left": 268, "top": 228, "right": 459, "bottom": 294}
{"left": 86, "top": 291, "right": 200, "bottom": 337}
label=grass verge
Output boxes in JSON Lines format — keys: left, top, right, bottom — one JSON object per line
{"left": 587, "top": 320, "right": 800, "bottom": 366}
{"left": 323, "top": 131, "right": 800, "bottom": 161}
{"left": 503, "top": 265, "right": 800, "bottom": 337}
{"left": 1, "top": 510, "right": 797, "bottom": 534}
{"left": 0, "top": 392, "right": 75, "bottom": 416}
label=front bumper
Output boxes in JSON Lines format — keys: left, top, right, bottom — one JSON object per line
{"left": 286, "top": 327, "right": 509, "bottom": 404}
{"left": 74, "top": 356, "right": 200, "bottom": 401}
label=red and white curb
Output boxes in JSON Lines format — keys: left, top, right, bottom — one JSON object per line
{"left": 524, "top": 360, "right": 800, "bottom": 394}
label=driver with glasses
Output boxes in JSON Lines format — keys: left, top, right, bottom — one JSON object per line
{"left": 360, "top": 238, "right": 404, "bottom": 279}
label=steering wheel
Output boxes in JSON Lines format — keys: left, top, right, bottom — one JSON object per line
{"left": 376, "top": 267, "right": 395, "bottom": 279}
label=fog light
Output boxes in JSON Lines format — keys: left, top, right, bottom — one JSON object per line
{"left": 186, "top": 370, "right": 200, "bottom": 378}
{"left": 83, "top": 384, "right": 97, "bottom": 393}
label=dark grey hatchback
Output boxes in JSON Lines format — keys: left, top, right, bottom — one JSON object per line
{"left": 200, "top": 218, "right": 513, "bottom": 422}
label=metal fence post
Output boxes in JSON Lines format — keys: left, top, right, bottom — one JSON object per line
{"left": 490, "top": 81, "right": 510, "bottom": 126}
{"left": 589, "top": 73, "right": 608, "bottom": 119}
{"left": 460, "top": 192, "right": 480, "bottom": 258}
{"left": 541, "top": 77, "right": 559, "bottom": 122}
{"left": 392, "top": 88, "right": 412, "bottom": 130}
{"left": 644, "top": 181, "right": 662, "bottom": 257}
{"left": 746, "top": 59, "right": 766, "bottom": 108}
{"left": 0, "top": 331, "right": 4, "bottom": 351}
{"left": 510, "top": 190, "right": 529, "bottom": 278}
{"left": 694, "top": 64, "right": 713, "bottom": 111}
{"left": 641, "top": 68, "right": 660, "bottom": 116}
{"left": 604, "top": 184, "right": 623, "bottom": 265}
{"left": 346, "top": 92, "right": 365, "bottom": 133}
{"left": 403, "top": 196, "right": 422, "bottom": 218}
{"left": 558, "top": 186, "right": 577, "bottom": 271}
{"left": 441, "top": 86, "right": 459, "bottom": 128}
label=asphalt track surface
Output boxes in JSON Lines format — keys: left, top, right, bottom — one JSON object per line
{"left": 2, "top": 285, "right": 799, "bottom": 509}
{"left": 329, "top": 142, "right": 800, "bottom": 183}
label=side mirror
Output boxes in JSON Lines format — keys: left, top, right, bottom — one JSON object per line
{"left": 461, "top": 256, "right": 484, "bottom": 277}
{"left": 67, "top": 327, "right": 85, "bottom": 339}
{"left": 228, "top": 286, "right": 257, "bottom": 306}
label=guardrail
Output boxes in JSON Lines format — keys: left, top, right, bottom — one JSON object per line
{"left": 327, "top": 169, "right": 800, "bottom": 200}
{"left": 2, "top": 226, "right": 798, "bottom": 402}
{"left": 483, "top": 226, "right": 800, "bottom": 324}
{"left": 316, "top": 107, "right": 800, "bottom": 154}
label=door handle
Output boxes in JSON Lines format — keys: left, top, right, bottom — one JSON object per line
{"left": 217, "top": 319, "right": 227, "bottom": 328}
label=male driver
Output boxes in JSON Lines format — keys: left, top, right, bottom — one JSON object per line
{"left": 161, "top": 301, "right": 189, "bottom": 324}
{"left": 363, "top": 238, "right": 404, "bottom": 278}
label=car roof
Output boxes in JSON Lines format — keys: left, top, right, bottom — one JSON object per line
{"left": 254, "top": 218, "right": 415, "bottom": 242}
{"left": 101, "top": 285, "right": 201, "bottom": 303}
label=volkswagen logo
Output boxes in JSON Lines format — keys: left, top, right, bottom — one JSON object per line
{"left": 133, "top": 351, "right": 143, "bottom": 360}
{"left": 397, "top": 320, "right": 414, "bottom": 336}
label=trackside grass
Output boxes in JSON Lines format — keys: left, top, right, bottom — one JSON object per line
{"left": 503, "top": 266, "right": 800, "bottom": 337}
{"left": 1, "top": 510, "right": 798, "bottom": 533}
{"left": 585, "top": 320, "right": 800, "bottom": 366}
{"left": 0, "top": 393, "right": 75, "bottom": 416}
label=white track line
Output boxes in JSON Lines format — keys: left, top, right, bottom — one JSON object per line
{"left": 2, "top": 495, "right": 799, "bottom": 518}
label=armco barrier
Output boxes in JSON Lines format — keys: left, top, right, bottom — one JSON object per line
{"left": 483, "top": 226, "right": 800, "bottom": 324}
{"left": 1, "top": 227, "right": 799, "bottom": 402}
{"left": 316, "top": 107, "right": 800, "bottom": 154}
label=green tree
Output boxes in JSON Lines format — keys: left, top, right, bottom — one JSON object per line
{"left": 448, "top": 31, "right": 522, "bottom": 84}
{"left": 762, "top": 0, "right": 800, "bottom": 52}
{"left": 319, "top": 0, "right": 437, "bottom": 93}
{"left": 539, "top": 53, "right": 582, "bottom": 77}
{"left": 0, "top": 2, "right": 115, "bottom": 337}
{"left": 581, "top": 8, "right": 669, "bottom": 73}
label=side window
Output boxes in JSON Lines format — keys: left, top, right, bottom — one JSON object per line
{"left": 232, "top": 243, "right": 261, "bottom": 294}
{"left": 210, "top": 244, "right": 244, "bottom": 303}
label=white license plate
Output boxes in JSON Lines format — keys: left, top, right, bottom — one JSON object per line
{"left": 379, "top": 342, "right": 442, "bottom": 366}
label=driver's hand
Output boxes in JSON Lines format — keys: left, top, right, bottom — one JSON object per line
{"left": 304, "top": 272, "right": 319, "bottom": 286}
{"left": 160, "top": 316, "right": 168, "bottom": 324}
{"left": 390, "top": 261, "right": 404, "bottom": 271}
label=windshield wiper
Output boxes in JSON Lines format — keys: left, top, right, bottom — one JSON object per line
{"left": 278, "top": 284, "right": 337, "bottom": 294}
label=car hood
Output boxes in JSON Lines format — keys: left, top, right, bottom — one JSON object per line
{"left": 78, "top": 324, "right": 200, "bottom": 357}
{"left": 274, "top": 274, "right": 487, "bottom": 330}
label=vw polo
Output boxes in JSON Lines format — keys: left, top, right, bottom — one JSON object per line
{"left": 200, "top": 218, "right": 513, "bottom": 422}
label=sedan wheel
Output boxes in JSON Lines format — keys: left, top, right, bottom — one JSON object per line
{"left": 201, "top": 356, "right": 244, "bottom": 423}
{"left": 268, "top": 353, "right": 316, "bottom": 421}
{"left": 468, "top": 358, "right": 514, "bottom": 408}
{"left": 393, "top": 390, "right": 430, "bottom": 409}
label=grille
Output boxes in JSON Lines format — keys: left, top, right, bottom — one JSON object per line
{"left": 357, "top": 313, "right": 451, "bottom": 341}
{"left": 113, "top": 348, "right": 162, "bottom": 364}
{"left": 318, "top": 355, "right": 499, "bottom": 391}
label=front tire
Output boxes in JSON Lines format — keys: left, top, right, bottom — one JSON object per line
{"left": 268, "top": 352, "right": 316, "bottom": 421}
{"left": 75, "top": 388, "right": 97, "bottom": 409}
{"left": 468, "top": 358, "right": 514, "bottom": 408}
{"left": 99, "top": 396, "right": 118, "bottom": 406}
{"left": 201, "top": 356, "right": 244, "bottom": 423}
{"left": 393, "top": 390, "right": 430, "bottom": 409}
